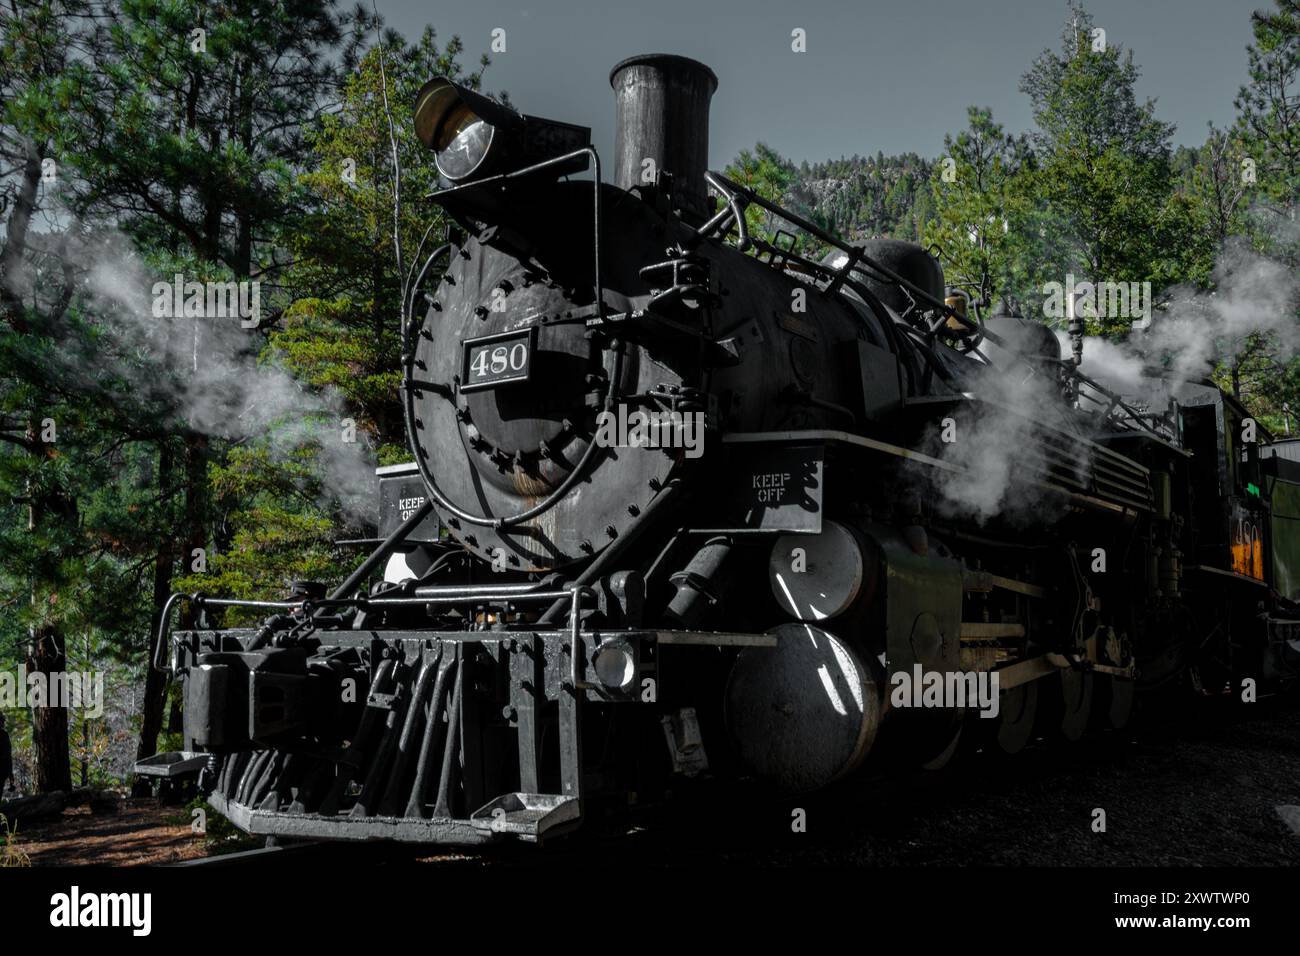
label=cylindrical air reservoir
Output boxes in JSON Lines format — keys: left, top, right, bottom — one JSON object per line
{"left": 768, "top": 520, "right": 875, "bottom": 621}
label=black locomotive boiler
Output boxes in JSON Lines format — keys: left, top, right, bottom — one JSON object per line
{"left": 146, "top": 55, "right": 1300, "bottom": 844}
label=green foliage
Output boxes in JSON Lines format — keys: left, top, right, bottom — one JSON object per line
{"left": 277, "top": 30, "right": 487, "bottom": 447}
{"left": 1018, "top": 2, "right": 1196, "bottom": 333}
{"left": 720, "top": 1, "right": 1297, "bottom": 434}
{"left": 724, "top": 144, "right": 934, "bottom": 263}
{"left": 724, "top": 142, "right": 799, "bottom": 242}
{"left": 176, "top": 506, "right": 343, "bottom": 625}
{"left": 795, "top": 153, "right": 936, "bottom": 243}
{"left": 923, "top": 107, "right": 1046, "bottom": 315}
{"left": 0, "top": 815, "right": 32, "bottom": 868}
{"left": 1235, "top": 0, "right": 1300, "bottom": 220}
{"left": 1218, "top": 0, "right": 1300, "bottom": 417}
{"left": 1, "top": 0, "right": 379, "bottom": 790}
{"left": 1174, "top": 127, "right": 1250, "bottom": 287}
{"left": 202, "top": 28, "right": 495, "bottom": 602}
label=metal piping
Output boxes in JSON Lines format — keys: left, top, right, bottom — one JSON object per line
{"left": 537, "top": 477, "right": 683, "bottom": 625}
{"left": 328, "top": 501, "right": 436, "bottom": 604}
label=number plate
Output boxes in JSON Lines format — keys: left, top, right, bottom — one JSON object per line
{"left": 461, "top": 328, "right": 535, "bottom": 393}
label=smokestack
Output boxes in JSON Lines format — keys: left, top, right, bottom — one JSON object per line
{"left": 609, "top": 54, "right": 718, "bottom": 222}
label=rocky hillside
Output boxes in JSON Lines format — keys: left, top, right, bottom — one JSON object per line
{"left": 783, "top": 153, "right": 936, "bottom": 245}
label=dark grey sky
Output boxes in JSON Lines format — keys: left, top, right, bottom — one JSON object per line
{"left": 379, "top": 0, "right": 1265, "bottom": 167}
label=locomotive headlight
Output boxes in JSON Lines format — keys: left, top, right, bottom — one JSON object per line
{"left": 431, "top": 101, "right": 494, "bottom": 180}
{"left": 592, "top": 639, "right": 637, "bottom": 693}
{"left": 414, "top": 78, "right": 515, "bottom": 182}
{"left": 414, "top": 76, "right": 591, "bottom": 185}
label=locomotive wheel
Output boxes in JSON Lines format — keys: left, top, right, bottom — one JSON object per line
{"left": 881, "top": 703, "right": 968, "bottom": 771}
{"left": 1092, "top": 674, "right": 1135, "bottom": 731}
{"left": 920, "top": 718, "right": 965, "bottom": 771}
{"left": 993, "top": 681, "right": 1038, "bottom": 755}
{"left": 724, "top": 623, "right": 884, "bottom": 793}
{"left": 1037, "top": 668, "right": 1093, "bottom": 742}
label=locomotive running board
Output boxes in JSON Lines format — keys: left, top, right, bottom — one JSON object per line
{"left": 723, "top": 429, "right": 1149, "bottom": 518}
{"left": 469, "top": 793, "right": 582, "bottom": 838}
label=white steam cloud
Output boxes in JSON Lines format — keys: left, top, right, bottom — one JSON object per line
{"left": 78, "top": 233, "right": 377, "bottom": 522}
{"left": 1073, "top": 240, "right": 1300, "bottom": 405}
{"left": 914, "top": 359, "right": 1083, "bottom": 526}
{"left": 918, "top": 239, "right": 1299, "bottom": 527}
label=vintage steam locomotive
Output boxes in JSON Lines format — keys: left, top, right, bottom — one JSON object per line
{"left": 142, "top": 55, "right": 1300, "bottom": 844}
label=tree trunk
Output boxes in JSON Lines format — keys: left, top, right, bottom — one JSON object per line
{"left": 4, "top": 140, "right": 74, "bottom": 795}
{"left": 25, "top": 417, "right": 74, "bottom": 795}
{"left": 0, "top": 145, "right": 41, "bottom": 332}
{"left": 0, "top": 790, "right": 69, "bottom": 825}
{"left": 132, "top": 441, "right": 176, "bottom": 796}
{"left": 0, "top": 788, "right": 120, "bottom": 825}
{"left": 25, "top": 625, "right": 71, "bottom": 793}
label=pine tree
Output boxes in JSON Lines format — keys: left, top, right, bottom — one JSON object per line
{"left": 922, "top": 107, "right": 1043, "bottom": 315}
{"left": 1225, "top": 0, "right": 1300, "bottom": 423}
{"left": 46, "top": 0, "right": 360, "bottom": 780}
{"left": 196, "top": 27, "right": 494, "bottom": 615}
{"left": 1019, "top": 2, "right": 1194, "bottom": 334}
{"left": 1235, "top": 0, "right": 1299, "bottom": 257}
{"left": 0, "top": 0, "right": 104, "bottom": 793}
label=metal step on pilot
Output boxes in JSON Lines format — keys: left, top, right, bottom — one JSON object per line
{"left": 134, "top": 751, "right": 209, "bottom": 779}
{"left": 469, "top": 793, "right": 581, "bottom": 840}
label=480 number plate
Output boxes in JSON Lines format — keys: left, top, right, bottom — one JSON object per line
{"left": 460, "top": 327, "right": 535, "bottom": 392}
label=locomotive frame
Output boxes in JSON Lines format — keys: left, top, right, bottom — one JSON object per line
{"left": 141, "top": 54, "right": 1300, "bottom": 847}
